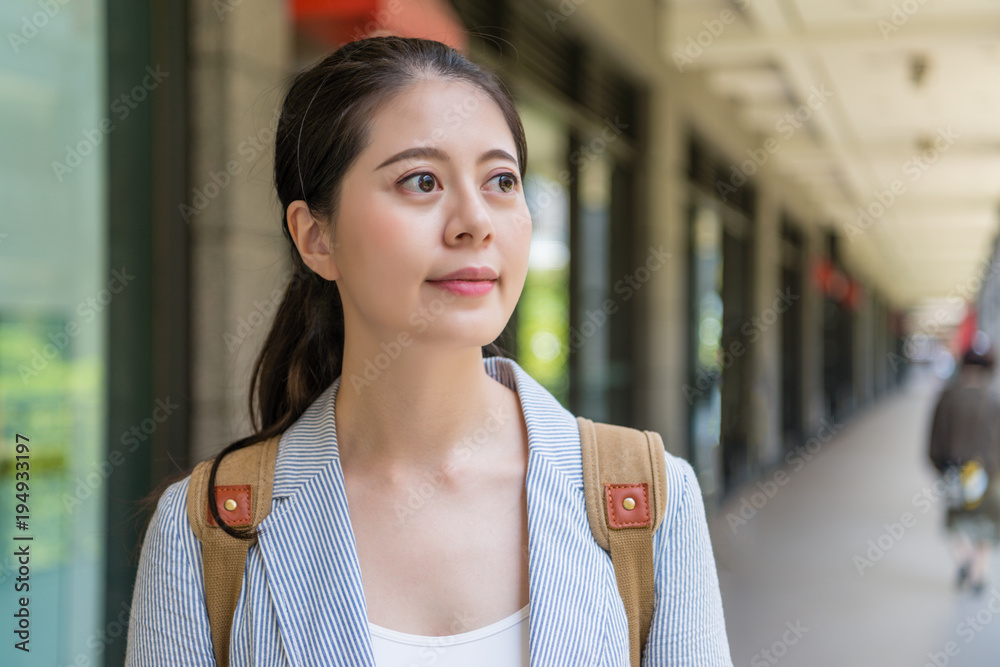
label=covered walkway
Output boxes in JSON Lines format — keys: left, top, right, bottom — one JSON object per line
{"left": 712, "top": 364, "right": 1000, "bottom": 665}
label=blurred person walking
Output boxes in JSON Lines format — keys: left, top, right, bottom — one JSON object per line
{"left": 928, "top": 343, "right": 1000, "bottom": 595}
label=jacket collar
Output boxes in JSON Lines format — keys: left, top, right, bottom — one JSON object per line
{"left": 255, "top": 356, "right": 609, "bottom": 666}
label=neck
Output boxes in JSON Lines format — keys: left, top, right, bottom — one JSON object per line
{"left": 334, "top": 341, "right": 518, "bottom": 480}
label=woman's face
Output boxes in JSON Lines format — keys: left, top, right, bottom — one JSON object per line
{"left": 329, "top": 77, "right": 532, "bottom": 351}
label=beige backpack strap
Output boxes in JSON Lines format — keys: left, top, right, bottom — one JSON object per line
{"left": 185, "top": 436, "right": 280, "bottom": 667}
{"left": 577, "top": 416, "right": 668, "bottom": 667}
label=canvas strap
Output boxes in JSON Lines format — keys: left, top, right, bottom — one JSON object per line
{"left": 185, "top": 436, "right": 280, "bottom": 667}
{"left": 577, "top": 416, "right": 668, "bottom": 667}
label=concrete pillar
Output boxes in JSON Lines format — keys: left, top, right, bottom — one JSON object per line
{"left": 646, "top": 82, "right": 690, "bottom": 464}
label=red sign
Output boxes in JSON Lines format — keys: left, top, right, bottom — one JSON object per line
{"left": 290, "top": 0, "right": 468, "bottom": 52}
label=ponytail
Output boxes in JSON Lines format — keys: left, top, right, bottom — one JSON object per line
{"left": 204, "top": 250, "right": 343, "bottom": 537}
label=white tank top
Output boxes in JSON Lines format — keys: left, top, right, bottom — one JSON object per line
{"left": 368, "top": 603, "right": 530, "bottom": 666}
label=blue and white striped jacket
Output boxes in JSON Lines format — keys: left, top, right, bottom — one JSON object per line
{"left": 126, "top": 356, "right": 733, "bottom": 666}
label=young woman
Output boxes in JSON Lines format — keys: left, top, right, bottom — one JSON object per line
{"left": 126, "top": 36, "right": 733, "bottom": 666}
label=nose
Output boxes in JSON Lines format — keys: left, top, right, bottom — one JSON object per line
{"left": 444, "top": 179, "right": 494, "bottom": 246}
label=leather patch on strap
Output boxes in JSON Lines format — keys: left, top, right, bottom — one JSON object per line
{"left": 605, "top": 483, "right": 651, "bottom": 529}
{"left": 206, "top": 484, "right": 252, "bottom": 527}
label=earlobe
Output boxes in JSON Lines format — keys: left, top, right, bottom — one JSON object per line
{"left": 286, "top": 200, "right": 340, "bottom": 281}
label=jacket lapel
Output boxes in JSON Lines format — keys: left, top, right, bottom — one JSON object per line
{"left": 255, "top": 377, "right": 376, "bottom": 666}
{"left": 253, "top": 358, "right": 618, "bottom": 666}
{"left": 500, "top": 359, "right": 619, "bottom": 666}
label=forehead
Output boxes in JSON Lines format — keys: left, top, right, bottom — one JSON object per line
{"left": 364, "top": 77, "right": 515, "bottom": 157}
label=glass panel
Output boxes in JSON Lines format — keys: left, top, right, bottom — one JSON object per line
{"left": 689, "top": 205, "right": 724, "bottom": 497}
{"left": 0, "top": 0, "right": 107, "bottom": 664}
{"left": 516, "top": 102, "right": 570, "bottom": 405}
{"left": 576, "top": 152, "right": 612, "bottom": 421}
{"left": 780, "top": 265, "right": 805, "bottom": 451}
{"left": 720, "top": 224, "right": 751, "bottom": 490}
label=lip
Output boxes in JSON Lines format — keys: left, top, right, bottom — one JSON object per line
{"left": 428, "top": 266, "right": 499, "bottom": 281}
{"left": 428, "top": 279, "right": 496, "bottom": 296}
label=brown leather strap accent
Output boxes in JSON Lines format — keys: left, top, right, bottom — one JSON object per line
{"left": 185, "top": 436, "right": 280, "bottom": 667}
{"left": 606, "top": 483, "right": 651, "bottom": 528}
{"left": 578, "top": 416, "right": 668, "bottom": 667}
{"left": 206, "top": 485, "right": 253, "bottom": 527}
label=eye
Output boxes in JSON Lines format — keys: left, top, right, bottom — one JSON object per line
{"left": 486, "top": 172, "right": 519, "bottom": 193}
{"left": 399, "top": 172, "right": 439, "bottom": 193}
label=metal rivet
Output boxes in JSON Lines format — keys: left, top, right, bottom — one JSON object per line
{"left": 622, "top": 497, "right": 636, "bottom": 510}
{"left": 224, "top": 498, "right": 238, "bottom": 512}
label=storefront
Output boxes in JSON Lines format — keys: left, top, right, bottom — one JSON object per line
{"left": 686, "top": 136, "right": 755, "bottom": 497}
{"left": 779, "top": 217, "right": 806, "bottom": 454}
{"left": 820, "top": 233, "right": 858, "bottom": 422}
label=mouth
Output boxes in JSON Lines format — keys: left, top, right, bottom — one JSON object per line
{"left": 426, "top": 278, "right": 497, "bottom": 296}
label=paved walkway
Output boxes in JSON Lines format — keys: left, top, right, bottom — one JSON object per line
{"left": 710, "top": 365, "right": 1000, "bottom": 666}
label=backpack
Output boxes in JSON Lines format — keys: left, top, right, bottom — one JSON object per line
{"left": 185, "top": 415, "right": 668, "bottom": 667}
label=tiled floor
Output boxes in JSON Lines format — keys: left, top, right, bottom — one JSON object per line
{"left": 710, "top": 365, "right": 1000, "bottom": 666}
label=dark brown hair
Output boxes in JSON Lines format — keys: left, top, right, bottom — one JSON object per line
{"left": 207, "top": 35, "right": 528, "bottom": 539}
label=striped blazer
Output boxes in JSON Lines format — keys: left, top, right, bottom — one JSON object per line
{"left": 126, "top": 356, "right": 733, "bottom": 666}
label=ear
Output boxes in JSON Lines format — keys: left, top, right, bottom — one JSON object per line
{"left": 286, "top": 200, "right": 340, "bottom": 281}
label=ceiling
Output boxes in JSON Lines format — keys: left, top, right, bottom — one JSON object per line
{"left": 664, "top": 0, "right": 1000, "bottom": 309}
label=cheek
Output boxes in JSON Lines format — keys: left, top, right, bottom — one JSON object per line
{"left": 342, "top": 196, "right": 421, "bottom": 270}
{"left": 500, "top": 204, "right": 532, "bottom": 292}
{"left": 512, "top": 205, "right": 533, "bottom": 264}
{"left": 335, "top": 202, "right": 426, "bottom": 312}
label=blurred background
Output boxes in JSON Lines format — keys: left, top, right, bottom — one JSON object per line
{"left": 2, "top": 0, "right": 1000, "bottom": 664}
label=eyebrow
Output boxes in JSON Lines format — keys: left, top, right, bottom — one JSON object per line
{"left": 374, "top": 147, "right": 518, "bottom": 171}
